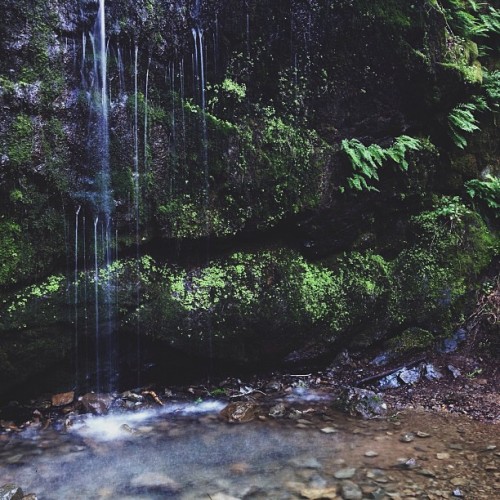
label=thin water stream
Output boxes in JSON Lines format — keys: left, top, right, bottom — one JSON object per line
{"left": 0, "top": 396, "right": 498, "bottom": 499}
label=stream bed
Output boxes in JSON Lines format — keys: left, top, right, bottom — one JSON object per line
{"left": 0, "top": 398, "right": 499, "bottom": 499}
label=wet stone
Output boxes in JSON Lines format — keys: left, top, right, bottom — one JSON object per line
{"left": 290, "top": 457, "right": 322, "bottom": 469}
{"left": 210, "top": 494, "right": 240, "bottom": 500}
{"left": 399, "top": 433, "right": 415, "bottom": 443}
{"left": 417, "top": 469, "right": 436, "bottom": 478}
{"left": 334, "top": 468, "right": 356, "bottom": 480}
{"left": 51, "top": 391, "right": 74, "bottom": 407}
{"left": 219, "top": 402, "right": 258, "bottom": 423}
{"left": 130, "top": 472, "right": 181, "bottom": 493}
{"left": 343, "top": 388, "right": 387, "bottom": 419}
{"left": 340, "top": 480, "right": 362, "bottom": 500}
{"left": 0, "top": 484, "right": 24, "bottom": 500}
{"left": 299, "top": 487, "right": 338, "bottom": 499}
{"left": 416, "top": 431, "right": 431, "bottom": 438}
{"left": 450, "top": 478, "right": 467, "bottom": 487}
{"left": 269, "top": 403, "right": 286, "bottom": 418}
{"left": 320, "top": 427, "right": 338, "bottom": 434}
{"left": 79, "top": 393, "right": 114, "bottom": 415}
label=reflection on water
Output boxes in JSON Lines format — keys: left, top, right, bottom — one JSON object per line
{"left": 0, "top": 400, "right": 498, "bottom": 499}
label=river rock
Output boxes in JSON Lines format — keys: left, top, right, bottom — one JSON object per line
{"left": 79, "top": 393, "right": 114, "bottom": 415}
{"left": 341, "top": 388, "right": 387, "bottom": 419}
{"left": 268, "top": 403, "right": 286, "bottom": 418}
{"left": 130, "top": 472, "right": 181, "bottom": 493}
{"left": 399, "top": 433, "right": 415, "bottom": 443}
{"left": 300, "top": 487, "right": 338, "bottom": 499}
{"left": 0, "top": 484, "right": 24, "bottom": 500}
{"left": 447, "top": 365, "right": 461, "bottom": 378}
{"left": 210, "top": 494, "right": 240, "bottom": 500}
{"left": 334, "top": 468, "right": 356, "bottom": 479}
{"left": 378, "top": 373, "right": 401, "bottom": 390}
{"left": 219, "top": 402, "right": 258, "bottom": 423}
{"left": 398, "top": 367, "right": 421, "bottom": 385}
{"left": 340, "top": 480, "right": 362, "bottom": 500}
{"left": 424, "top": 364, "right": 442, "bottom": 381}
{"left": 51, "top": 391, "right": 75, "bottom": 407}
{"left": 290, "top": 457, "right": 322, "bottom": 469}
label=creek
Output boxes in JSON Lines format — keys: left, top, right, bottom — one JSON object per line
{"left": 0, "top": 393, "right": 498, "bottom": 499}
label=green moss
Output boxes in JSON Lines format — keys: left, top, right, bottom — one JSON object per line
{"left": 7, "top": 114, "right": 34, "bottom": 167}
{"left": 0, "top": 220, "right": 25, "bottom": 286}
{"left": 354, "top": 0, "right": 412, "bottom": 28}
{"left": 388, "top": 197, "right": 496, "bottom": 332}
{"left": 388, "top": 327, "right": 434, "bottom": 354}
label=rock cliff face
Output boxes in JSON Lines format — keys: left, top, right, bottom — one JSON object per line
{"left": 0, "top": 1, "right": 498, "bottom": 395}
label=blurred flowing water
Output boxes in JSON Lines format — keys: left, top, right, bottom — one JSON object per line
{"left": 0, "top": 400, "right": 498, "bottom": 499}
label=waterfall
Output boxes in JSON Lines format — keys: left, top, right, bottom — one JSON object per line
{"left": 133, "top": 44, "right": 141, "bottom": 385}
{"left": 74, "top": 206, "right": 81, "bottom": 390}
{"left": 133, "top": 44, "right": 139, "bottom": 236}
{"left": 117, "top": 46, "right": 125, "bottom": 96}
{"left": 93, "top": 216, "right": 100, "bottom": 392}
{"left": 192, "top": 27, "right": 208, "bottom": 210}
{"left": 144, "top": 57, "right": 151, "bottom": 172}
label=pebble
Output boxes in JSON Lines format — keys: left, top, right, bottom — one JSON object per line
{"left": 364, "top": 450, "right": 378, "bottom": 457}
{"left": 400, "top": 433, "right": 415, "bottom": 443}
{"left": 436, "top": 452, "right": 450, "bottom": 460}
{"left": 450, "top": 477, "right": 467, "bottom": 486}
{"left": 210, "top": 494, "right": 240, "bottom": 500}
{"left": 341, "top": 480, "right": 362, "bottom": 500}
{"left": 334, "top": 468, "right": 356, "bottom": 479}
{"left": 320, "top": 427, "right": 338, "bottom": 434}
{"left": 290, "top": 457, "right": 322, "bottom": 469}
{"left": 299, "top": 487, "right": 338, "bottom": 499}
{"left": 130, "top": 472, "right": 181, "bottom": 492}
{"left": 416, "top": 431, "right": 431, "bottom": 438}
{"left": 417, "top": 469, "right": 436, "bottom": 478}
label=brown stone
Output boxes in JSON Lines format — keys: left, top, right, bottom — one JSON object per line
{"left": 51, "top": 391, "right": 75, "bottom": 407}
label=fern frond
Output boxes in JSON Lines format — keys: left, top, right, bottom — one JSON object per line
{"left": 341, "top": 135, "right": 424, "bottom": 191}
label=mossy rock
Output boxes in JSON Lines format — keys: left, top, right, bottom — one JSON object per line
{"left": 387, "top": 327, "right": 435, "bottom": 354}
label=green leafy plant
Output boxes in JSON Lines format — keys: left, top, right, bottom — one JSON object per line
{"left": 448, "top": 102, "right": 480, "bottom": 148}
{"left": 341, "top": 135, "right": 423, "bottom": 191}
{"left": 465, "top": 174, "right": 500, "bottom": 215}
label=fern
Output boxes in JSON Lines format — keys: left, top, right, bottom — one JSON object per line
{"left": 448, "top": 102, "right": 480, "bottom": 148}
{"left": 479, "top": 6, "right": 500, "bottom": 36}
{"left": 483, "top": 70, "right": 500, "bottom": 110}
{"left": 341, "top": 136, "right": 424, "bottom": 192}
{"left": 465, "top": 175, "right": 500, "bottom": 216}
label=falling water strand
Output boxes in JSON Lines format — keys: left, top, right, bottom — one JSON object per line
{"left": 74, "top": 206, "right": 81, "bottom": 390}
{"left": 214, "top": 14, "right": 219, "bottom": 75}
{"left": 144, "top": 57, "right": 151, "bottom": 172}
{"left": 117, "top": 46, "right": 125, "bottom": 96}
{"left": 133, "top": 44, "right": 139, "bottom": 234}
{"left": 82, "top": 215, "right": 88, "bottom": 388}
{"left": 133, "top": 44, "right": 141, "bottom": 385}
{"left": 192, "top": 29, "right": 199, "bottom": 100}
{"left": 94, "top": 217, "right": 100, "bottom": 392}
{"left": 246, "top": 12, "right": 250, "bottom": 58}
{"left": 193, "top": 22, "right": 213, "bottom": 373}
{"left": 170, "top": 62, "right": 177, "bottom": 195}
{"left": 180, "top": 59, "right": 186, "bottom": 170}
{"left": 81, "top": 33, "right": 87, "bottom": 89}
{"left": 197, "top": 28, "right": 208, "bottom": 211}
